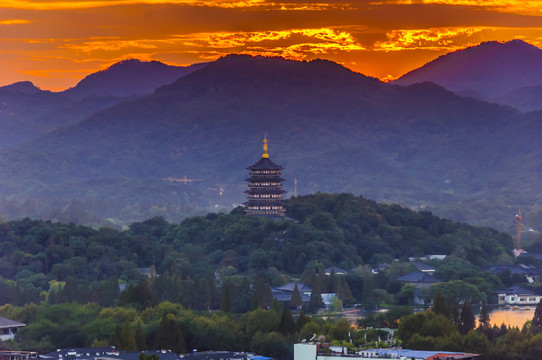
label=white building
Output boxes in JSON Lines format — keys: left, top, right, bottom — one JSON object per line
{"left": 294, "top": 343, "right": 481, "bottom": 360}
{"left": 0, "top": 316, "right": 26, "bottom": 341}
{"left": 497, "top": 286, "right": 542, "bottom": 305}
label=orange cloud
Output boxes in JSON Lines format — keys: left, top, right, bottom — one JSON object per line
{"left": 1, "top": 0, "right": 344, "bottom": 10}
{"left": 181, "top": 28, "right": 365, "bottom": 53}
{"left": 63, "top": 39, "right": 159, "bottom": 53}
{"left": 0, "top": 19, "right": 30, "bottom": 25}
{"left": 381, "top": 0, "right": 542, "bottom": 16}
{"left": 374, "top": 27, "right": 484, "bottom": 51}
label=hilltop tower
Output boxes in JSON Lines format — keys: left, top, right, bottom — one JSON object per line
{"left": 244, "top": 134, "right": 286, "bottom": 217}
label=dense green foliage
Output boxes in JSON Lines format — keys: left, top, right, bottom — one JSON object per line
{"left": 0, "top": 302, "right": 358, "bottom": 359}
{"left": 0, "top": 193, "right": 539, "bottom": 359}
{"left": 0, "top": 193, "right": 514, "bottom": 308}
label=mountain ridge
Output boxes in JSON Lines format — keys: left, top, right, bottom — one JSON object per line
{"left": 0, "top": 54, "right": 532, "bottom": 231}
{"left": 394, "top": 40, "right": 542, "bottom": 103}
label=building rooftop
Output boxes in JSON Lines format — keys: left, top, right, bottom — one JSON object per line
{"left": 396, "top": 271, "right": 441, "bottom": 284}
{"left": 488, "top": 265, "right": 541, "bottom": 276}
{"left": 274, "top": 282, "right": 312, "bottom": 293}
{"left": 0, "top": 316, "right": 25, "bottom": 328}
{"left": 412, "top": 262, "right": 435, "bottom": 272}
{"left": 497, "top": 285, "right": 541, "bottom": 296}
{"left": 325, "top": 266, "right": 348, "bottom": 275}
{"left": 41, "top": 348, "right": 268, "bottom": 360}
{"left": 247, "top": 157, "right": 284, "bottom": 171}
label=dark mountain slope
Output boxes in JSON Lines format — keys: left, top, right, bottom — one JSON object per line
{"left": 394, "top": 40, "right": 542, "bottom": 99}
{"left": 0, "top": 86, "right": 73, "bottom": 148}
{"left": 62, "top": 59, "right": 207, "bottom": 99}
{"left": 0, "top": 54, "right": 526, "bottom": 230}
{"left": 1, "top": 81, "right": 42, "bottom": 95}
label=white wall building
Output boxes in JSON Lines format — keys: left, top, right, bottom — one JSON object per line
{"left": 294, "top": 343, "right": 481, "bottom": 360}
{"left": 0, "top": 317, "right": 26, "bottom": 341}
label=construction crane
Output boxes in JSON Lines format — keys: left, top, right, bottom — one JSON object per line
{"left": 162, "top": 176, "right": 202, "bottom": 184}
{"left": 513, "top": 209, "right": 526, "bottom": 257}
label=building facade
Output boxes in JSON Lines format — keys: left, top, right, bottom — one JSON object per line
{"left": 0, "top": 317, "right": 25, "bottom": 341}
{"left": 244, "top": 135, "right": 286, "bottom": 217}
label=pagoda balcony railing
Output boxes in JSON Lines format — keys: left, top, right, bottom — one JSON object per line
{"left": 248, "top": 195, "right": 283, "bottom": 199}
{"left": 249, "top": 170, "right": 281, "bottom": 174}
{"left": 247, "top": 182, "right": 282, "bottom": 186}
{"left": 247, "top": 206, "right": 285, "bottom": 210}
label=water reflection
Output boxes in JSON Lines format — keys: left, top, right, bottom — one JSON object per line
{"left": 485, "top": 307, "right": 534, "bottom": 328}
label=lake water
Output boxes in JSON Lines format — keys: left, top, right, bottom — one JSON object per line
{"left": 485, "top": 307, "right": 535, "bottom": 329}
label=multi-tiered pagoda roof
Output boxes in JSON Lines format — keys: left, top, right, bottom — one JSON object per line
{"left": 244, "top": 135, "right": 286, "bottom": 217}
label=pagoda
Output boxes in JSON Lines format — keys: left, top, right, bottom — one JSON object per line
{"left": 244, "top": 135, "right": 287, "bottom": 217}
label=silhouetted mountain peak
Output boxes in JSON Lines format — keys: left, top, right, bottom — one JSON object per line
{"left": 62, "top": 59, "right": 207, "bottom": 99}
{"left": 0, "top": 81, "right": 43, "bottom": 95}
{"left": 158, "top": 54, "right": 380, "bottom": 99}
{"left": 394, "top": 39, "right": 542, "bottom": 98}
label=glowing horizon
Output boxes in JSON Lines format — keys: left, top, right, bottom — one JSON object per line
{"left": 2, "top": 0, "right": 542, "bottom": 91}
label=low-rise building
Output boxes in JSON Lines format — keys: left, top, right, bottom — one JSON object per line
{"left": 41, "top": 347, "right": 270, "bottom": 360}
{"left": 488, "top": 265, "right": 542, "bottom": 284}
{"left": 0, "top": 351, "right": 37, "bottom": 360}
{"left": 324, "top": 266, "right": 349, "bottom": 276}
{"left": 294, "top": 343, "right": 482, "bottom": 360}
{"left": 395, "top": 271, "right": 441, "bottom": 289}
{"left": 0, "top": 316, "right": 26, "bottom": 341}
{"left": 497, "top": 286, "right": 542, "bottom": 305}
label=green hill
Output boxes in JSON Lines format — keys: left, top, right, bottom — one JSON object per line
{"left": 0, "top": 193, "right": 513, "bottom": 308}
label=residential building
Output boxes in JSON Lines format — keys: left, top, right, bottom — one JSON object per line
{"left": 497, "top": 285, "right": 542, "bottom": 305}
{"left": 0, "top": 316, "right": 25, "bottom": 341}
{"left": 294, "top": 343, "right": 482, "bottom": 360}
{"left": 395, "top": 271, "right": 441, "bottom": 289}
{"left": 41, "top": 347, "right": 270, "bottom": 360}
{"left": 0, "top": 351, "right": 37, "bottom": 360}
{"left": 324, "top": 266, "right": 348, "bottom": 276}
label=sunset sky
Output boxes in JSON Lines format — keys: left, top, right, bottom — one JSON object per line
{"left": 2, "top": 0, "right": 542, "bottom": 91}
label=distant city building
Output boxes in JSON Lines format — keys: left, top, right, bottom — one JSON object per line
{"left": 272, "top": 282, "right": 311, "bottom": 308}
{"left": 324, "top": 266, "right": 349, "bottom": 276}
{"left": 0, "top": 316, "right": 25, "bottom": 341}
{"left": 244, "top": 135, "right": 286, "bottom": 217}
{"left": 41, "top": 347, "right": 270, "bottom": 360}
{"left": 294, "top": 343, "right": 482, "bottom": 360}
{"left": 0, "top": 351, "right": 36, "bottom": 360}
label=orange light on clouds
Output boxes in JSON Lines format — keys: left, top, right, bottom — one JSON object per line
{"left": 0, "top": 19, "right": 31, "bottom": 25}
{"left": 386, "top": 0, "right": 542, "bottom": 16}
{"left": 374, "top": 27, "right": 484, "bottom": 52}
{"left": 1, "top": 0, "right": 542, "bottom": 90}
{"left": 1, "top": 0, "right": 343, "bottom": 10}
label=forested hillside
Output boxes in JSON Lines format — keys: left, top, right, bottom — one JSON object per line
{"left": 0, "top": 193, "right": 514, "bottom": 308}
{"left": 4, "top": 193, "right": 541, "bottom": 359}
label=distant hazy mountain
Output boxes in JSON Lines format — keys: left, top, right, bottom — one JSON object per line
{"left": 0, "top": 60, "right": 207, "bottom": 149}
{"left": 0, "top": 82, "right": 74, "bottom": 147}
{"left": 1, "top": 54, "right": 536, "bottom": 230}
{"left": 495, "top": 85, "right": 542, "bottom": 112}
{"left": 394, "top": 40, "right": 542, "bottom": 104}
{"left": 62, "top": 59, "right": 207, "bottom": 99}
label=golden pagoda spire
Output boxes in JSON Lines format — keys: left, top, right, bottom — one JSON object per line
{"left": 262, "top": 132, "right": 269, "bottom": 158}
